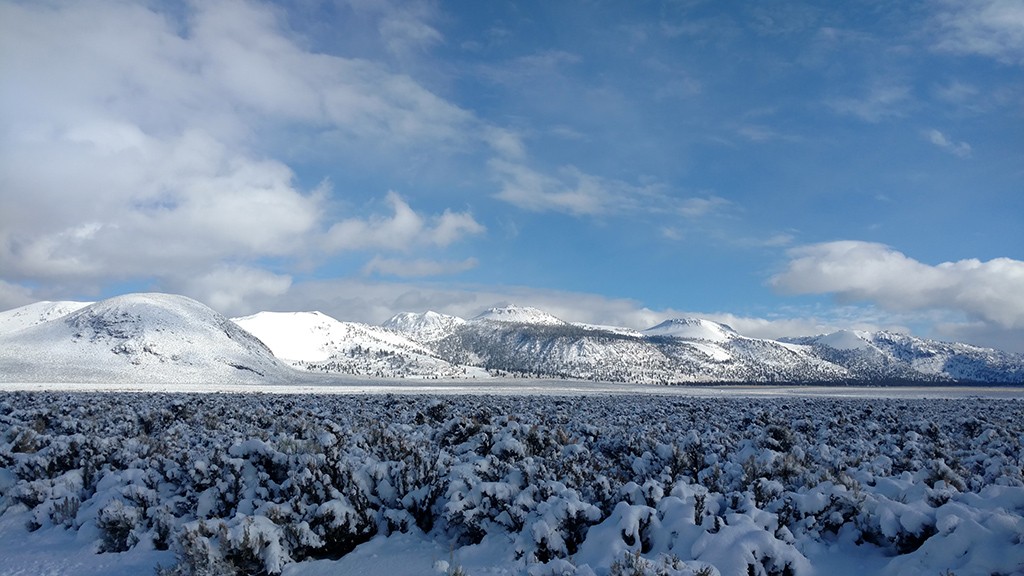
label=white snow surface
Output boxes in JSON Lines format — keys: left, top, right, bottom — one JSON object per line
{"left": 472, "top": 304, "right": 567, "bottom": 325}
{"left": 0, "top": 293, "right": 292, "bottom": 384}
{"left": 1, "top": 293, "right": 1022, "bottom": 384}
{"left": 813, "top": 329, "right": 874, "bottom": 351}
{"left": 644, "top": 318, "right": 738, "bottom": 342}
{"left": 2, "top": 390, "right": 1023, "bottom": 576}
{"left": 0, "top": 300, "right": 91, "bottom": 335}
{"left": 684, "top": 340, "right": 733, "bottom": 362}
{"left": 233, "top": 311, "right": 437, "bottom": 362}
{"left": 381, "top": 310, "right": 467, "bottom": 342}
{"left": 233, "top": 310, "right": 486, "bottom": 378}
{"left": 571, "top": 322, "right": 646, "bottom": 337}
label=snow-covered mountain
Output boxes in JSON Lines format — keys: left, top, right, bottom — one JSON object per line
{"left": 233, "top": 311, "right": 486, "bottom": 379}
{"left": 426, "top": 314, "right": 851, "bottom": 383}
{"left": 643, "top": 318, "right": 738, "bottom": 342}
{"left": 2, "top": 294, "right": 1021, "bottom": 384}
{"left": 385, "top": 306, "right": 1022, "bottom": 384}
{"left": 472, "top": 305, "right": 567, "bottom": 325}
{"left": 381, "top": 310, "right": 467, "bottom": 342}
{"left": 784, "top": 330, "right": 1024, "bottom": 383}
{"left": 0, "top": 293, "right": 292, "bottom": 384}
{"left": 0, "top": 300, "right": 91, "bottom": 335}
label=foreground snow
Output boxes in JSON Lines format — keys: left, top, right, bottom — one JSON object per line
{"left": 2, "top": 389, "right": 1022, "bottom": 575}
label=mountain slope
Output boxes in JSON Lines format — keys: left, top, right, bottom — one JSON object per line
{"left": 2, "top": 294, "right": 1020, "bottom": 384}
{"left": 426, "top": 315, "right": 851, "bottom": 384}
{"left": 783, "top": 330, "right": 1024, "bottom": 383}
{"left": 472, "top": 305, "right": 567, "bottom": 325}
{"left": 382, "top": 310, "right": 467, "bottom": 342}
{"left": 643, "top": 318, "right": 738, "bottom": 342}
{"left": 0, "top": 300, "right": 92, "bottom": 335}
{"left": 234, "top": 311, "right": 485, "bottom": 379}
{"left": 0, "top": 293, "right": 292, "bottom": 384}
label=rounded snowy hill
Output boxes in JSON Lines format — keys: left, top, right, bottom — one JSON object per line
{"left": 234, "top": 310, "right": 485, "bottom": 379}
{"left": 643, "top": 318, "right": 738, "bottom": 342}
{"left": 382, "top": 310, "right": 467, "bottom": 342}
{"left": 0, "top": 300, "right": 91, "bottom": 335}
{"left": 472, "top": 305, "right": 566, "bottom": 325}
{"left": 0, "top": 293, "right": 292, "bottom": 384}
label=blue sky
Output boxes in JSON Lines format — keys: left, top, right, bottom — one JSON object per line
{"left": 1, "top": 0, "right": 1023, "bottom": 351}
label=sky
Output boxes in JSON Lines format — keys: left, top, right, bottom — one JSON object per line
{"left": 1, "top": 0, "right": 1023, "bottom": 352}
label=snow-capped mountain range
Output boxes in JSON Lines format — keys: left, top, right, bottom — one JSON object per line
{"left": 1, "top": 294, "right": 1021, "bottom": 384}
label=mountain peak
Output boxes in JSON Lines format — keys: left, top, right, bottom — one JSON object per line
{"left": 0, "top": 292, "right": 287, "bottom": 383}
{"left": 382, "top": 310, "right": 466, "bottom": 342}
{"left": 472, "top": 305, "right": 566, "bottom": 326}
{"left": 643, "top": 318, "right": 738, "bottom": 342}
{"left": 814, "top": 329, "right": 874, "bottom": 351}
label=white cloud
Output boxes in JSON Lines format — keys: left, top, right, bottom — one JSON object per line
{"left": 362, "top": 257, "right": 479, "bottom": 278}
{"left": 490, "top": 160, "right": 676, "bottom": 218}
{"left": 239, "top": 279, "right": 673, "bottom": 328}
{"left": 490, "top": 160, "right": 610, "bottom": 216}
{"left": 484, "top": 127, "right": 527, "bottom": 160}
{"left": 0, "top": 280, "right": 34, "bottom": 312}
{"left": 931, "top": 0, "right": 1024, "bottom": 65}
{"left": 829, "top": 84, "right": 912, "bottom": 122}
{"left": 933, "top": 321, "right": 1024, "bottom": 355}
{"left": 678, "top": 196, "right": 731, "bottom": 218}
{"left": 924, "top": 128, "right": 972, "bottom": 158}
{"left": 220, "top": 278, "right": 924, "bottom": 346}
{"left": 1, "top": 126, "right": 322, "bottom": 281}
{"left": 169, "top": 266, "right": 293, "bottom": 318}
{"left": 0, "top": 0, "right": 481, "bottom": 292}
{"left": 771, "top": 241, "right": 1024, "bottom": 330}
{"left": 325, "top": 192, "right": 484, "bottom": 252}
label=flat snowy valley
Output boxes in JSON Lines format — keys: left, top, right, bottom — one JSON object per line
{"left": 1, "top": 383, "right": 1022, "bottom": 576}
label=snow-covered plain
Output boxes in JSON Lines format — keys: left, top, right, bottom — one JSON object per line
{"left": 1, "top": 387, "right": 1022, "bottom": 576}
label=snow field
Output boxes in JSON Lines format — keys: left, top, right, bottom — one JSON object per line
{"left": 1, "top": 392, "right": 1022, "bottom": 575}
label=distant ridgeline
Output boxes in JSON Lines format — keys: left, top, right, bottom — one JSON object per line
{"left": 0, "top": 294, "right": 1021, "bottom": 384}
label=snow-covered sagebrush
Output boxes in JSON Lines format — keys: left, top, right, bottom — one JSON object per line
{"left": 1, "top": 392, "right": 1022, "bottom": 575}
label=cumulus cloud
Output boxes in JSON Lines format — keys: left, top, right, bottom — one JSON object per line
{"left": 222, "top": 278, "right": 907, "bottom": 346}
{"left": 924, "top": 128, "right": 972, "bottom": 157}
{"left": 0, "top": 280, "right": 34, "bottom": 312}
{"left": 239, "top": 279, "right": 673, "bottom": 328}
{"left": 0, "top": 0, "right": 481, "bottom": 296}
{"left": 168, "top": 266, "right": 293, "bottom": 318}
{"left": 931, "top": 0, "right": 1024, "bottom": 65}
{"left": 771, "top": 241, "right": 1024, "bottom": 330}
{"left": 325, "top": 192, "right": 484, "bottom": 252}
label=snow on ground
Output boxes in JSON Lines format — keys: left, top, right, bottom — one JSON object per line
{"left": 2, "top": 379, "right": 1022, "bottom": 398}
{"left": 1, "top": 387, "right": 1022, "bottom": 576}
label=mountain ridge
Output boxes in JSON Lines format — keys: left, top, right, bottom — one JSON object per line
{"left": 1, "top": 294, "right": 1021, "bottom": 385}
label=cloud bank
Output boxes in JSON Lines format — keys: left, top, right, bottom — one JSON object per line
{"left": 772, "top": 241, "right": 1024, "bottom": 333}
{"left": 0, "top": 0, "right": 486, "bottom": 308}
